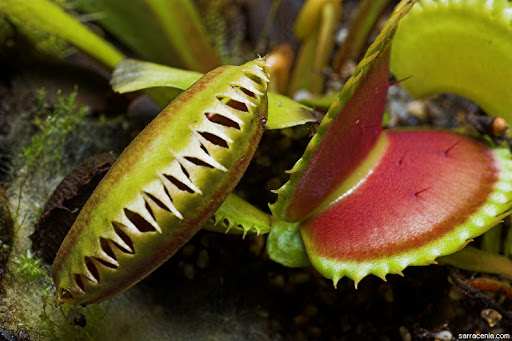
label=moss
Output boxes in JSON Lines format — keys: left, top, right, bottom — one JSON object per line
{"left": 12, "top": 249, "right": 47, "bottom": 281}
{"left": 2, "top": 87, "right": 124, "bottom": 227}
{"left": 0, "top": 86, "right": 126, "bottom": 337}
{"left": 22, "top": 88, "right": 88, "bottom": 170}
{"left": 38, "top": 297, "right": 112, "bottom": 341}
{"left": 9, "top": 246, "right": 112, "bottom": 339}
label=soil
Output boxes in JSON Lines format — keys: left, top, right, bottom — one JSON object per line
{"left": 133, "top": 229, "right": 511, "bottom": 341}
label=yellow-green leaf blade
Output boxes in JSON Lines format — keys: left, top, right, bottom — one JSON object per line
{"left": 0, "top": 0, "right": 124, "bottom": 69}
{"left": 111, "top": 59, "right": 316, "bottom": 130}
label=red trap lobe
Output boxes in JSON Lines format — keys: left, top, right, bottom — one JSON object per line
{"left": 302, "top": 130, "right": 499, "bottom": 261}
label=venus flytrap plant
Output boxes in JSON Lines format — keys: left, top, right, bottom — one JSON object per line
{"left": 52, "top": 58, "right": 270, "bottom": 305}
{"left": 55, "top": 0, "right": 512, "bottom": 300}
{"left": 3, "top": 0, "right": 511, "bottom": 320}
{"left": 269, "top": 0, "right": 512, "bottom": 287}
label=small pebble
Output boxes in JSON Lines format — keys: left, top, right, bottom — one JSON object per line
{"left": 200, "top": 235, "right": 210, "bottom": 248}
{"left": 249, "top": 235, "right": 265, "bottom": 255}
{"left": 293, "top": 89, "right": 311, "bottom": 102}
{"left": 66, "top": 309, "right": 86, "bottom": 328}
{"left": 481, "top": 308, "right": 502, "bottom": 327}
{"left": 492, "top": 117, "right": 508, "bottom": 137}
{"left": 181, "top": 244, "right": 196, "bottom": 258}
{"left": 183, "top": 263, "right": 195, "bottom": 280}
{"left": 289, "top": 272, "right": 311, "bottom": 285}
{"left": 336, "top": 27, "right": 348, "bottom": 45}
{"left": 278, "top": 136, "right": 291, "bottom": 149}
{"left": 256, "top": 309, "right": 269, "bottom": 318}
{"left": 196, "top": 249, "right": 209, "bottom": 269}
{"left": 269, "top": 274, "right": 285, "bottom": 287}
{"left": 340, "top": 60, "right": 357, "bottom": 80}
{"left": 448, "top": 285, "right": 464, "bottom": 300}
{"left": 399, "top": 326, "right": 411, "bottom": 341}
{"left": 433, "top": 330, "right": 452, "bottom": 341}
{"left": 340, "top": 315, "right": 352, "bottom": 333}
{"left": 308, "top": 326, "right": 322, "bottom": 338}
{"left": 407, "top": 100, "right": 427, "bottom": 120}
{"left": 293, "top": 314, "right": 310, "bottom": 325}
{"left": 303, "top": 304, "right": 318, "bottom": 317}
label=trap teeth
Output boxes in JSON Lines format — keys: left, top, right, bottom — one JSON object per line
{"left": 52, "top": 59, "right": 269, "bottom": 305}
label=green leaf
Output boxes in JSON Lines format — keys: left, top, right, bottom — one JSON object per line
{"left": 267, "top": 92, "right": 317, "bottom": 129}
{"left": 481, "top": 224, "right": 502, "bottom": 255}
{"left": 332, "top": 0, "right": 391, "bottom": 72}
{"left": 300, "top": 92, "right": 339, "bottom": 111}
{"left": 438, "top": 246, "right": 512, "bottom": 279}
{"left": 0, "top": 0, "right": 124, "bottom": 69}
{"left": 266, "top": 220, "right": 311, "bottom": 268}
{"left": 74, "top": 0, "right": 221, "bottom": 72}
{"left": 111, "top": 59, "right": 316, "bottom": 130}
{"left": 288, "top": 0, "right": 342, "bottom": 95}
{"left": 110, "top": 59, "right": 203, "bottom": 93}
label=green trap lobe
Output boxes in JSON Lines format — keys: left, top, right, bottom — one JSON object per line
{"left": 390, "top": 0, "right": 512, "bottom": 119}
{"left": 52, "top": 59, "right": 269, "bottom": 305}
